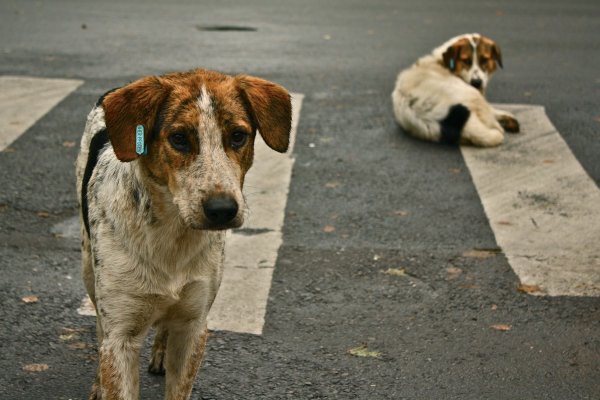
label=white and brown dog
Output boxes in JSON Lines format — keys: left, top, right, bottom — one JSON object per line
{"left": 392, "top": 33, "right": 519, "bottom": 147}
{"left": 76, "top": 69, "right": 291, "bottom": 399}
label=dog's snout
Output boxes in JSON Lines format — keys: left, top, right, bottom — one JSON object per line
{"left": 203, "top": 196, "right": 239, "bottom": 226}
{"left": 470, "top": 78, "right": 483, "bottom": 90}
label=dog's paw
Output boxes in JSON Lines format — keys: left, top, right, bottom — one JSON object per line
{"left": 498, "top": 115, "right": 520, "bottom": 133}
{"left": 148, "top": 357, "right": 166, "bottom": 376}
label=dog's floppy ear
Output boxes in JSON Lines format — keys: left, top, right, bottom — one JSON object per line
{"left": 491, "top": 42, "right": 503, "bottom": 69}
{"left": 101, "top": 76, "right": 169, "bottom": 162}
{"left": 479, "top": 35, "right": 503, "bottom": 69}
{"left": 237, "top": 75, "right": 292, "bottom": 153}
{"left": 442, "top": 43, "right": 461, "bottom": 71}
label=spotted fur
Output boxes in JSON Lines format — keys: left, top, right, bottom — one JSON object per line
{"left": 76, "top": 68, "right": 292, "bottom": 400}
{"left": 392, "top": 33, "right": 520, "bottom": 147}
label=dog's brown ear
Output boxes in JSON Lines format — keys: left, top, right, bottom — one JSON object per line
{"left": 479, "top": 35, "right": 503, "bottom": 69}
{"left": 442, "top": 43, "right": 461, "bottom": 71}
{"left": 237, "top": 75, "right": 292, "bottom": 153}
{"left": 491, "top": 42, "right": 503, "bottom": 69}
{"left": 102, "top": 76, "right": 169, "bottom": 162}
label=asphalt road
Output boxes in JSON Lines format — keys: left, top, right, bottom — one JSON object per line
{"left": 1, "top": 0, "right": 599, "bottom": 399}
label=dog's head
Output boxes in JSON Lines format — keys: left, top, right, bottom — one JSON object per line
{"left": 439, "top": 33, "right": 503, "bottom": 93}
{"left": 101, "top": 69, "right": 292, "bottom": 230}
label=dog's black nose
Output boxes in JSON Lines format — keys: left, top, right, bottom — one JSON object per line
{"left": 203, "top": 196, "right": 239, "bottom": 226}
{"left": 470, "top": 78, "right": 483, "bottom": 89}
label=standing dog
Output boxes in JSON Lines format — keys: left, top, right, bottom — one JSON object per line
{"left": 76, "top": 69, "right": 292, "bottom": 399}
{"left": 392, "top": 33, "right": 519, "bottom": 147}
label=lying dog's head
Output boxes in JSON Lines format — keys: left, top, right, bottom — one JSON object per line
{"left": 101, "top": 69, "right": 291, "bottom": 230}
{"left": 438, "top": 33, "right": 503, "bottom": 93}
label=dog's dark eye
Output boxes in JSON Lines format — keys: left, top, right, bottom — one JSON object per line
{"left": 464, "top": 58, "right": 472, "bottom": 66}
{"left": 230, "top": 130, "right": 248, "bottom": 149}
{"left": 168, "top": 132, "right": 191, "bottom": 153}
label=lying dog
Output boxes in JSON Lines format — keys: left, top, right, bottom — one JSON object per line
{"left": 392, "top": 33, "right": 519, "bottom": 147}
{"left": 76, "top": 69, "right": 292, "bottom": 399}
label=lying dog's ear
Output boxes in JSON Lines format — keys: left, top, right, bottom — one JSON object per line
{"left": 237, "top": 75, "right": 292, "bottom": 153}
{"left": 102, "top": 76, "right": 169, "bottom": 162}
{"left": 442, "top": 43, "right": 461, "bottom": 71}
{"left": 491, "top": 42, "right": 503, "bottom": 69}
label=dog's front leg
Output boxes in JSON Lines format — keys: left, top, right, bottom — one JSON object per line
{"left": 98, "top": 337, "right": 143, "bottom": 400}
{"left": 164, "top": 279, "right": 219, "bottom": 400}
{"left": 95, "top": 295, "right": 154, "bottom": 400}
{"left": 89, "top": 316, "right": 105, "bottom": 400}
{"left": 164, "top": 321, "right": 209, "bottom": 400}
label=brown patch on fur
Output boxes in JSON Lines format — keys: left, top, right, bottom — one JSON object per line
{"left": 477, "top": 36, "right": 503, "bottom": 73}
{"left": 206, "top": 78, "right": 257, "bottom": 184}
{"left": 99, "top": 349, "right": 123, "bottom": 400}
{"left": 176, "top": 329, "right": 209, "bottom": 400}
{"left": 442, "top": 38, "right": 474, "bottom": 75}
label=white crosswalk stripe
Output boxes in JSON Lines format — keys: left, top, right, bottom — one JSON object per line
{"left": 0, "top": 76, "right": 83, "bottom": 151}
{"left": 208, "top": 94, "right": 304, "bottom": 334}
{"left": 462, "top": 104, "right": 600, "bottom": 297}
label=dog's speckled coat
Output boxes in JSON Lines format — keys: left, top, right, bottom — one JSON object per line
{"left": 76, "top": 69, "right": 292, "bottom": 400}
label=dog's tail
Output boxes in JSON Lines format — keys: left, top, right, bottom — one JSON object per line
{"left": 439, "top": 104, "right": 470, "bottom": 145}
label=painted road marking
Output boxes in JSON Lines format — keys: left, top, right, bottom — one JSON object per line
{"left": 208, "top": 94, "right": 304, "bottom": 334}
{"left": 0, "top": 76, "right": 83, "bottom": 151}
{"left": 462, "top": 104, "right": 600, "bottom": 297}
{"left": 70, "top": 94, "right": 305, "bottom": 335}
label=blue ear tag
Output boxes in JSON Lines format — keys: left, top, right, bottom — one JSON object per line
{"left": 449, "top": 59, "right": 455, "bottom": 70}
{"left": 135, "top": 125, "right": 147, "bottom": 156}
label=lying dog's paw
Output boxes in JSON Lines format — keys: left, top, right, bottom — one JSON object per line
{"left": 498, "top": 115, "right": 520, "bottom": 133}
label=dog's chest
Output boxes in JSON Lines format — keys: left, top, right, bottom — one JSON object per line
{"left": 136, "top": 224, "right": 225, "bottom": 299}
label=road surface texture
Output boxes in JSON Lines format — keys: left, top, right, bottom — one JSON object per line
{"left": 0, "top": 0, "right": 598, "bottom": 399}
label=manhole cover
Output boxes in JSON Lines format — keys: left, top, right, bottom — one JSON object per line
{"left": 196, "top": 25, "right": 257, "bottom": 32}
